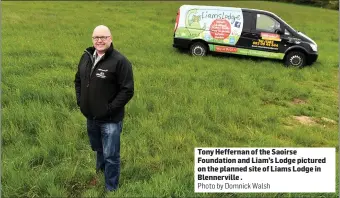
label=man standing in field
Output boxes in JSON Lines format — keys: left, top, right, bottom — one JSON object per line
{"left": 74, "top": 25, "right": 134, "bottom": 191}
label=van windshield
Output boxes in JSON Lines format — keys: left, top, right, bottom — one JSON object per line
{"left": 273, "top": 14, "right": 298, "bottom": 32}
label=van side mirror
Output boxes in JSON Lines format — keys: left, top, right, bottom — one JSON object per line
{"left": 275, "top": 28, "right": 284, "bottom": 35}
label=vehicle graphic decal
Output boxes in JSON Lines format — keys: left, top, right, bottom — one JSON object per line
{"left": 252, "top": 39, "right": 279, "bottom": 50}
{"left": 261, "top": 32, "right": 281, "bottom": 41}
{"left": 209, "top": 44, "right": 285, "bottom": 59}
{"left": 175, "top": 6, "right": 243, "bottom": 46}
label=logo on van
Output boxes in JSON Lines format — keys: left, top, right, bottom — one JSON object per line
{"left": 200, "top": 11, "right": 241, "bottom": 25}
{"left": 234, "top": 21, "right": 241, "bottom": 28}
{"left": 209, "top": 19, "right": 231, "bottom": 40}
{"left": 215, "top": 46, "right": 238, "bottom": 53}
{"left": 261, "top": 32, "right": 281, "bottom": 41}
{"left": 229, "top": 37, "right": 235, "bottom": 44}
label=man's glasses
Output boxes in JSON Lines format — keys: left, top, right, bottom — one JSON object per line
{"left": 92, "top": 36, "right": 110, "bottom": 41}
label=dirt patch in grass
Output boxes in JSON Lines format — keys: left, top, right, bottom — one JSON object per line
{"left": 292, "top": 98, "right": 307, "bottom": 104}
{"left": 293, "top": 116, "right": 316, "bottom": 125}
{"left": 320, "top": 117, "right": 337, "bottom": 124}
{"left": 292, "top": 116, "right": 337, "bottom": 127}
{"left": 89, "top": 176, "right": 98, "bottom": 186}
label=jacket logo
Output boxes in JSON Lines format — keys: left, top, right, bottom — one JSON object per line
{"left": 96, "top": 72, "right": 106, "bottom": 79}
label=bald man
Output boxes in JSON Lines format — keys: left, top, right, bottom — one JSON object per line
{"left": 74, "top": 25, "right": 134, "bottom": 191}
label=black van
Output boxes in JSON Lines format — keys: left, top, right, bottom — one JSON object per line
{"left": 173, "top": 5, "right": 318, "bottom": 67}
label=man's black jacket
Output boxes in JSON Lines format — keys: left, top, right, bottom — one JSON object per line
{"left": 74, "top": 43, "right": 134, "bottom": 122}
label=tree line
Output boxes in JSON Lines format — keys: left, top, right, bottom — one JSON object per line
{"left": 270, "top": 0, "right": 339, "bottom": 10}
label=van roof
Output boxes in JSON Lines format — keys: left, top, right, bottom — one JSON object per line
{"left": 179, "top": 4, "right": 275, "bottom": 15}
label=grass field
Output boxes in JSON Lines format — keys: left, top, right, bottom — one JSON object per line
{"left": 2, "top": 1, "right": 339, "bottom": 197}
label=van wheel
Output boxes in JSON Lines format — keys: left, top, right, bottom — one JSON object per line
{"left": 284, "top": 51, "right": 306, "bottom": 67}
{"left": 190, "top": 42, "right": 207, "bottom": 56}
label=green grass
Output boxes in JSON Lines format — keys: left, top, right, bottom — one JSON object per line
{"left": 2, "top": 1, "right": 338, "bottom": 197}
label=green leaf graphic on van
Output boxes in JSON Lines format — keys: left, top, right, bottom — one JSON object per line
{"left": 176, "top": 9, "right": 206, "bottom": 38}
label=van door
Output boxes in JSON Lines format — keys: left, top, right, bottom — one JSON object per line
{"left": 234, "top": 11, "right": 254, "bottom": 50}
{"left": 277, "top": 28, "right": 297, "bottom": 54}
{"left": 249, "top": 12, "right": 287, "bottom": 55}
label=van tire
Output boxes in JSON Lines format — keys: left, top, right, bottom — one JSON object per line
{"left": 284, "top": 51, "right": 306, "bottom": 67}
{"left": 190, "top": 42, "right": 207, "bottom": 56}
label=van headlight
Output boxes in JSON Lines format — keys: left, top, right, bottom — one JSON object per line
{"left": 310, "top": 44, "right": 317, "bottom": 52}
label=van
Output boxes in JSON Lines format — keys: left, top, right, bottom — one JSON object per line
{"left": 173, "top": 5, "right": 318, "bottom": 67}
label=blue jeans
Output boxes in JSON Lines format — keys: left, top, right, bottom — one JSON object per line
{"left": 87, "top": 119, "right": 123, "bottom": 191}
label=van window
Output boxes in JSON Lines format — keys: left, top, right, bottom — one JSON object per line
{"left": 256, "top": 14, "right": 280, "bottom": 33}
{"left": 242, "top": 12, "right": 252, "bottom": 32}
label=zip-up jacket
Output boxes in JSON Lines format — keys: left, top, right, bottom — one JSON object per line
{"left": 74, "top": 43, "right": 134, "bottom": 122}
